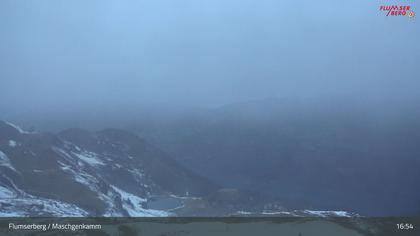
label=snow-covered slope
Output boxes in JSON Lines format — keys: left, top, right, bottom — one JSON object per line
{"left": 0, "top": 121, "right": 215, "bottom": 216}
{"left": 0, "top": 121, "right": 359, "bottom": 217}
{"left": 235, "top": 210, "right": 357, "bottom": 217}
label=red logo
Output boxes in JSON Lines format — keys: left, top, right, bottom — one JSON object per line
{"left": 408, "top": 11, "right": 415, "bottom": 18}
{"left": 379, "top": 5, "right": 414, "bottom": 17}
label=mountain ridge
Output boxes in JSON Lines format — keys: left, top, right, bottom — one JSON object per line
{"left": 0, "top": 120, "right": 359, "bottom": 217}
{"left": 0, "top": 120, "right": 217, "bottom": 216}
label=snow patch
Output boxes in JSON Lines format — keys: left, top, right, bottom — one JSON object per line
{"left": 236, "top": 211, "right": 252, "bottom": 215}
{"left": 302, "top": 210, "right": 353, "bottom": 217}
{"left": 110, "top": 185, "right": 170, "bottom": 217}
{"left": 169, "top": 194, "right": 201, "bottom": 200}
{"left": 8, "top": 140, "right": 17, "bottom": 147}
{"left": 58, "top": 161, "right": 71, "bottom": 171}
{"left": 0, "top": 186, "right": 16, "bottom": 198}
{"left": 128, "top": 168, "right": 145, "bottom": 179}
{"left": 0, "top": 212, "right": 21, "bottom": 217}
{"left": 262, "top": 211, "right": 298, "bottom": 216}
{"left": 4, "top": 121, "right": 32, "bottom": 134}
{"left": 235, "top": 209, "right": 354, "bottom": 217}
{"left": 0, "top": 151, "right": 17, "bottom": 172}
{"left": 236, "top": 210, "right": 298, "bottom": 216}
{"left": 57, "top": 161, "right": 99, "bottom": 187}
{"left": 73, "top": 151, "right": 105, "bottom": 166}
{"left": 0, "top": 197, "right": 88, "bottom": 217}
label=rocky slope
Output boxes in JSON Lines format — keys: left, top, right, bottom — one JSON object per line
{"left": 0, "top": 121, "right": 217, "bottom": 216}
{"left": 0, "top": 120, "right": 356, "bottom": 217}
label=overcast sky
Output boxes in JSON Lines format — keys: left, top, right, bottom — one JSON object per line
{"left": 0, "top": 0, "right": 419, "bottom": 113}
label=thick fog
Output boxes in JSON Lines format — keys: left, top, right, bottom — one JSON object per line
{"left": 0, "top": 0, "right": 419, "bottom": 117}
{"left": 1, "top": 1, "right": 420, "bottom": 216}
